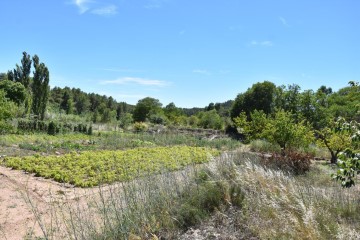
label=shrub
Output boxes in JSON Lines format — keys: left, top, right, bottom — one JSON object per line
{"left": 260, "top": 151, "right": 312, "bottom": 175}
{"left": 133, "top": 122, "right": 148, "bottom": 132}
{"left": 47, "top": 121, "right": 57, "bottom": 135}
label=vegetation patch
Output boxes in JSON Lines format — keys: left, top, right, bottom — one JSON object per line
{"left": 1, "top": 146, "right": 219, "bottom": 187}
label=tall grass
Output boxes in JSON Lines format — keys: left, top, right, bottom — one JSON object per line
{"left": 24, "top": 151, "right": 359, "bottom": 239}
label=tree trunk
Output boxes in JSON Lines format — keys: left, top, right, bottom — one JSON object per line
{"left": 330, "top": 151, "right": 337, "bottom": 164}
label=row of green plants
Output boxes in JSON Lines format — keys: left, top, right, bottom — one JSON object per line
{"left": 16, "top": 119, "right": 92, "bottom": 135}
{"left": 0, "top": 131, "right": 242, "bottom": 156}
{"left": 1, "top": 146, "right": 219, "bottom": 187}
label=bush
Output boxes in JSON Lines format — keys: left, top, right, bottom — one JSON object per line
{"left": 260, "top": 151, "right": 312, "bottom": 175}
{"left": 47, "top": 121, "right": 57, "bottom": 135}
{"left": 133, "top": 122, "right": 148, "bottom": 132}
{"left": 250, "top": 139, "right": 281, "bottom": 153}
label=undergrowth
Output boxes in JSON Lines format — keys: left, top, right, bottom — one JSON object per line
{"left": 23, "top": 151, "right": 360, "bottom": 239}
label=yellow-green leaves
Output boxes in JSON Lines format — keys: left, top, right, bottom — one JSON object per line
{"left": 3, "top": 146, "right": 219, "bottom": 187}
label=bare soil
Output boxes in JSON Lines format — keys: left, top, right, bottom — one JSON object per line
{"left": 0, "top": 165, "right": 92, "bottom": 240}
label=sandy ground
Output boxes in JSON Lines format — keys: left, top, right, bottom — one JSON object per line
{"left": 0, "top": 165, "right": 93, "bottom": 240}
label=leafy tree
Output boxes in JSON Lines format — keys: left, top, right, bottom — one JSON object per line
{"left": 234, "top": 110, "right": 267, "bottom": 141}
{"left": 236, "top": 109, "right": 314, "bottom": 152}
{"left": 60, "top": 89, "right": 74, "bottom": 114}
{"left": 327, "top": 83, "right": 360, "bottom": 121}
{"left": 231, "top": 81, "right": 277, "bottom": 119}
{"left": 133, "top": 97, "right": 162, "bottom": 122}
{"left": 8, "top": 52, "right": 32, "bottom": 89}
{"left": 331, "top": 119, "right": 360, "bottom": 187}
{"left": 0, "top": 90, "right": 17, "bottom": 133}
{"left": 197, "top": 110, "right": 223, "bottom": 130}
{"left": 317, "top": 117, "right": 354, "bottom": 164}
{"left": 0, "top": 73, "right": 7, "bottom": 81}
{"left": 164, "top": 102, "right": 184, "bottom": 124}
{"left": 74, "top": 94, "right": 90, "bottom": 114}
{"left": 119, "top": 113, "right": 133, "bottom": 129}
{"left": 31, "top": 55, "right": 50, "bottom": 120}
{"left": 265, "top": 110, "right": 314, "bottom": 152}
{"left": 0, "top": 80, "right": 27, "bottom": 105}
{"left": 148, "top": 109, "right": 168, "bottom": 124}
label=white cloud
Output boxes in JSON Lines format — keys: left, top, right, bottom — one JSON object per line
{"left": 179, "top": 30, "right": 186, "bottom": 35}
{"left": 70, "top": 1, "right": 118, "bottom": 16}
{"left": 100, "top": 77, "right": 170, "bottom": 87}
{"left": 250, "top": 40, "right": 273, "bottom": 47}
{"left": 72, "top": 0, "right": 91, "bottom": 14}
{"left": 279, "top": 16, "right": 289, "bottom": 27}
{"left": 193, "top": 69, "right": 211, "bottom": 75}
{"left": 92, "top": 5, "right": 117, "bottom": 15}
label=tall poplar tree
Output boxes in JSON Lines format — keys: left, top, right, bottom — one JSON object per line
{"left": 31, "top": 55, "right": 49, "bottom": 120}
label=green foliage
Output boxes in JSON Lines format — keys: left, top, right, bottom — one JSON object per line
{"left": 234, "top": 110, "right": 267, "bottom": 141}
{"left": 7, "top": 52, "right": 32, "bottom": 89}
{"left": 0, "top": 90, "right": 17, "bottom": 134}
{"left": 31, "top": 55, "right": 50, "bottom": 120}
{"left": 119, "top": 113, "right": 133, "bottom": 129}
{"left": 2, "top": 146, "right": 219, "bottom": 187}
{"left": 0, "top": 80, "right": 27, "bottom": 105}
{"left": 265, "top": 110, "right": 314, "bottom": 151}
{"left": 235, "top": 109, "right": 314, "bottom": 151}
{"left": 197, "top": 109, "right": 223, "bottom": 130}
{"left": 231, "top": 81, "right": 277, "bottom": 119}
{"left": 317, "top": 117, "right": 354, "bottom": 163}
{"left": 47, "top": 121, "right": 57, "bottom": 135}
{"left": 331, "top": 119, "right": 360, "bottom": 187}
{"left": 133, "top": 97, "right": 162, "bottom": 122}
{"left": 333, "top": 149, "right": 360, "bottom": 188}
{"left": 133, "top": 122, "right": 148, "bottom": 132}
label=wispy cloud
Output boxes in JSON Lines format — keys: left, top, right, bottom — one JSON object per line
{"left": 179, "top": 30, "right": 186, "bottom": 35}
{"left": 193, "top": 69, "right": 211, "bottom": 75}
{"left": 100, "top": 77, "right": 170, "bottom": 87}
{"left": 250, "top": 40, "right": 273, "bottom": 47}
{"left": 91, "top": 5, "right": 117, "bottom": 15}
{"left": 279, "top": 16, "right": 290, "bottom": 27}
{"left": 72, "top": 0, "right": 91, "bottom": 14}
{"left": 70, "top": 0, "right": 118, "bottom": 16}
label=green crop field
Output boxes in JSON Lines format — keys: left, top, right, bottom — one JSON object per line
{"left": 2, "top": 146, "right": 220, "bottom": 187}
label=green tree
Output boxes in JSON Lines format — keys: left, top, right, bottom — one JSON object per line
{"left": 0, "top": 90, "right": 17, "bottom": 133}
{"left": 197, "top": 110, "right": 223, "bottom": 130}
{"left": 119, "top": 113, "right": 133, "bottom": 129}
{"left": 74, "top": 94, "right": 90, "bottom": 114}
{"left": 0, "top": 80, "right": 27, "bottom": 105}
{"left": 31, "top": 55, "right": 50, "bottom": 120}
{"left": 236, "top": 109, "right": 314, "bottom": 152}
{"left": 265, "top": 110, "right": 314, "bottom": 152}
{"left": 8, "top": 52, "right": 32, "bottom": 89}
{"left": 234, "top": 110, "right": 268, "bottom": 141}
{"left": 231, "top": 81, "right": 277, "bottom": 119}
{"left": 60, "top": 89, "right": 74, "bottom": 114}
{"left": 133, "top": 97, "right": 162, "bottom": 122}
{"left": 0, "top": 72, "right": 7, "bottom": 81}
{"left": 317, "top": 117, "right": 354, "bottom": 164}
{"left": 331, "top": 119, "right": 360, "bottom": 187}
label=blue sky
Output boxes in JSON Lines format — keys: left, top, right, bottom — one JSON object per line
{"left": 0, "top": 0, "right": 359, "bottom": 107}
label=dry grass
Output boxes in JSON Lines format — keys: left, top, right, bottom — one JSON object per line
{"left": 24, "top": 151, "right": 360, "bottom": 239}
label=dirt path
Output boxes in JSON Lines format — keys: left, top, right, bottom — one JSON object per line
{"left": 0, "top": 165, "right": 88, "bottom": 240}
